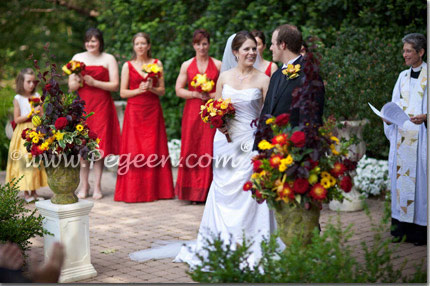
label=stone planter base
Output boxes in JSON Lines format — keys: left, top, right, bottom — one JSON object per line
{"left": 329, "top": 187, "right": 364, "bottom": 212}
{"left": 35, "top": 199, "right": 97, "bottom": 283}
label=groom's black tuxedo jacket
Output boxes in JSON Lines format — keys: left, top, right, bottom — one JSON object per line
{"left": 253, "top": 56, "right": 325, "bottom": 149}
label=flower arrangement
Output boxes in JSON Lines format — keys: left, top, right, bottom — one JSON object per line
{"left": 142, "top": 62, "right": 162, "bottom": 79}
{"left": 200, "top": 98, "right": 235, "bottom": 142}
{"left": 282, "top": 64, "right": 301, "bottom": 80}
{"left": 23, "top": 56, "right": 100, "bottom": 163}
{"left": 62, "top": 60, "right": 86, "bottom": 75}
{"left": 244, "top": 114, "right": 357, "bottom": 210}
{"left": 191, "top": 73, "right": 215, "bottom": 94}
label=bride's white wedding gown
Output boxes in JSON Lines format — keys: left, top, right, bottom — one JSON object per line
{"left": 174, "top": 84, "right": 276, "bottom": 267}
{"left": 129, "top": 84, "right": 278, "bottom": 267}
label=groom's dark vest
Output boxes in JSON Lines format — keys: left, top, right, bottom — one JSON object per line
{"left": 253, "top": 56, "right": 325, "bottom": 149}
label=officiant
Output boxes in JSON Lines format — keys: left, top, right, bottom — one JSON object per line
{"left": 383, "top": 32, "right": 427, "bottom": 246}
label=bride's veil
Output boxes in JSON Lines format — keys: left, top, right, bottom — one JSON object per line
{"left": 220, "top": 32, "right": 262, "bottom": 73}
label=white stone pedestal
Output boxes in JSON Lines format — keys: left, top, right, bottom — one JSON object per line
{"left": 329, "top": 187, "right": 364, "bottom": 212}
{"left": 35, "top": 199, "right": 97, "bottom": 283}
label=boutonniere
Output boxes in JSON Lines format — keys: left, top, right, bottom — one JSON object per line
{"left": 282, "top": 64, "right": 301, "bottom": 80}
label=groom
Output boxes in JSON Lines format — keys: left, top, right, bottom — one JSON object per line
{"left": 254, "top": 24, "right": 325, "bottom": 148}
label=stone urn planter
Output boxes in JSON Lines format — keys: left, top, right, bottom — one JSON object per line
{"left": 274, "top": 203, "right": 320, "bottom": 247}
{"left": 329, "top": 119, "right": 369, "bottom": 212}
{"left": 45, "top": 162, "right": 80, "bottom": 204}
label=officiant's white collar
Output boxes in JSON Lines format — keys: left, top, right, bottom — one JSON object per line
{"left": 282, "top": 55, "right": 302, "bottom": 68}
{"left": 411, "top": 62, "right": 424, "bottom": 72}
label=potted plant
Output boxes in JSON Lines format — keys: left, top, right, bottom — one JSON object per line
{"left": 22, "top": 55, "right": 100, "bottom": 204}
{"left": 245, "top": 113, "right": 357, "bottom": 246}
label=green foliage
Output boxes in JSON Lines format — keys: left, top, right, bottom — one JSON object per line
{"left": 0, "top": 85, "right": 15, "bottom": 170}
{"left": 0, "top": 178, "right": 50, "bottom": 253}
{"left": 189, "top": 209, "right": 426, "bottom": 283}
{"left": 320, "top": 27, "right": 406, "bottom": 159}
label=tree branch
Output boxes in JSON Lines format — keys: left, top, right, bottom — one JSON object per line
{"left": 44, "top": 0, "right": 99, "bottom": 17}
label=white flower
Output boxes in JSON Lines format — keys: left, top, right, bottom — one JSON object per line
{"left": 168, "top": 139, "right": 181, "bottom": 167}
{"left": 353, "top": 155, "right": 389, "bottom": 197}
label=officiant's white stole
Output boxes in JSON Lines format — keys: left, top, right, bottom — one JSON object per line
{"left": 396, "top": 65, "right": 427, "bottom": 223}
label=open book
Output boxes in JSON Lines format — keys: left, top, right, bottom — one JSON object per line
{"left": 368, "top": 102, "right": 410, "bottom": 127}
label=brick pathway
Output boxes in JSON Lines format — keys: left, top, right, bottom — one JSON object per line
{"left": 1, "top": 169, "right": 426, "bottom": 283}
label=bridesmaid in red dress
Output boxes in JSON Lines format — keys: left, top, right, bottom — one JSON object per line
{"left": 251, "top": 30, "right": 278, "bottom": 77}
{"left": 175, "top": 29, "right": 222, "bottom": 203}
{"left": 114, "top": 32, "right": 174, "bottom": 203}
{"left": 68, "top": 28, "right": 121, "bottom": 200}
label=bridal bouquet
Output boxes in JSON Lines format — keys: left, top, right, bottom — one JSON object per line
{"left": 62, "top": 60, "right": 86, "bottom": 75}
{"left": 200, "top": 98, "right": 235, "bottom": 142}
{"left": 191, "top": 73, "right": 215, "bottom": 94}
{"left": 142, "top": 62, "right": 162, "bottom": 79}
{"left": 244, "top": 114, "right": 357, "bottom": 210}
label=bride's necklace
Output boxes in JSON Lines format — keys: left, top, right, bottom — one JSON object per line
{"left": 235, "top": 69, "right": 253, "bottom": 83}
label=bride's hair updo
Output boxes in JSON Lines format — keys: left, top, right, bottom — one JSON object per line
{"left": 232, "top": 31, "right": 257, "bottom": 52}
{"left": 132, "top": 32, "right": 152, "bottom": 59}
{"left": 192, "top": 29, "right": 210, "bottom": 44}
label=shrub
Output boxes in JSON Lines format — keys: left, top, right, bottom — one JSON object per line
{"left": 320, "top": 26, "right": 405, "bottom": 159}
{"left": 188, "top": 201, "right": 426, "bottom": 283}
{"left": 0, "top": 178, "right": 50, "bottom": 253}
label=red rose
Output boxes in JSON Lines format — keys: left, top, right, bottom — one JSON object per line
{"left": 293, "top": 178, "right": 309, "bottom": 194}
{"left": 253, "top": 159, "right": 262, "bottom": 172}
{"left": 29, "top": 97, "right": 41, "bottom": 103}
{"left": 275, "top": 113, "right": 290, "bottom": 126}
{"left": 340, "top": 176, "right": 352, "bottom": 193}
{"left": 290, "top": 131, "right": 306, "bottom": 147}
{"left": 255, "top": 190, "right": 263, "bottom": 199}
{"left": 309, "top": 183, "right": 327, "bottom": 200}
{"left": 88, "top": 130, "right": 97, "bottom": 140}
{"left": 54, "top": 117, "right": 68, "bottom": 130}
{"left": 211, "top": 116, "right": 223, "bottom": 128}
{"left": 21, "top": 128, "right": 30, "bottom": 139}
{"left": 243, "top": 181, "right": 253, "bottom": 191}
{"left": 30, "top": 144, "right": 44, "bottom": 156}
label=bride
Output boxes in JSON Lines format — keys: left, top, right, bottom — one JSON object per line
{"left": 174, "top": 31, "right": 276, "bottom": 268}
{"left": 129, "top": 31, "right": 278, "bottom": 267}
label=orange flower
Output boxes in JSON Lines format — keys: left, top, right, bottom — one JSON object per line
{"left": 269, "top": 154, "right": 283, "bottom": 168}
{"left": 243, "top": 181, "right": 253, "bottom": 191}
{"left": 271, "top": 134, "right": 288, "bottom": 146}
{"left": 275, "top": 182, "right": 295, "bottom": 203}
{"left": 331, "top": 162, "right": 346, "bottom": 177}
{"left": 309, "top": 183, "right": 327, "bottom": 200}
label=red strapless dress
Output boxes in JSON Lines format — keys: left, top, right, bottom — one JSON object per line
{"left": 79, "top": 66, "right": 120, "bottom": 157}
{"left": 175, "top": 57, "right": 219, "bottom": 202}
{"left": 265, "top": 62, "right": 273, "bottom": 77}
{"left": 114, "top": 60, "right": 174, "bottom": 203}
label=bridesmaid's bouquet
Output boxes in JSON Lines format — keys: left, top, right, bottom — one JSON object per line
{"left": 191, "top": 73, "right": 215, "bottom": 94}
{"left": 142, "top": 63, "right": 162, "bottom": 79}
{"left": 27, "top": 97, "right": 42, "bottom": 118}
{"left": 62, "top": 60, "right": 86, "bottom": 75}
{"left": 200, "top": 98, "right": 235, "bottom": 143}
